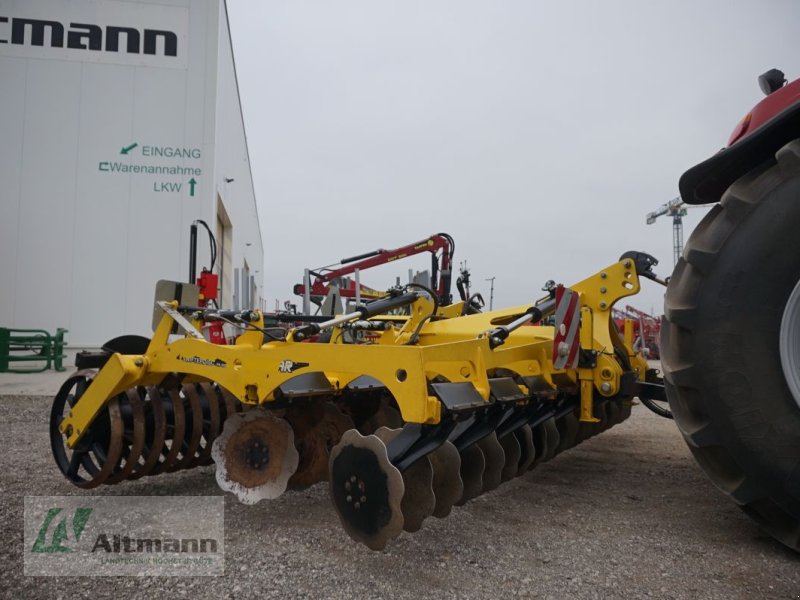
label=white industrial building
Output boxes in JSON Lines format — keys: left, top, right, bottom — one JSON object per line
{"left": 0, "top": 0, "right": 263, "bottom": 347}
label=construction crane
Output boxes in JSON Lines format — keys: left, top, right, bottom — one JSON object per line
{"left": 646, "top": 197, "right": 688, "bottom": 266}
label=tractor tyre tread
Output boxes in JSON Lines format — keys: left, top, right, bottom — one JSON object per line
{"left": 662, "top": 138, "right": 800, "bottom": 551}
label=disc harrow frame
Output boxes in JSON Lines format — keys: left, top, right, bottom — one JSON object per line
{"left": 49, "top": 254, "right": 664, "bottom": 549}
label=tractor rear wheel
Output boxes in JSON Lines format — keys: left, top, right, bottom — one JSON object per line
{"left": 662, "top": 138, "right": 800, "bottom": 551}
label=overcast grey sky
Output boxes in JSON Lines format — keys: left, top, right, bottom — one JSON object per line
{"left": 227, "top": 0, "right": 800, "bottom": 315}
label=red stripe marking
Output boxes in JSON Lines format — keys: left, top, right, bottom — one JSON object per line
{"left": 553, "top": 288, "right": 580, "bottom": 367}
{"left": 563, "top": 293, "right": 581, "bottom": 368}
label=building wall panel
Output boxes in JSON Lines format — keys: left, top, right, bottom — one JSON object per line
{"left": 0, "top": 0, "right": 263, "bottom": 346}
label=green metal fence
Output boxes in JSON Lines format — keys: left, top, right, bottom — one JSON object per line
{"left": 0, "top": 327, "right": 68, "bottom": 373}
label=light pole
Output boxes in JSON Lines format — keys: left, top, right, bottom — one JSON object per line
{"left": 485, "top": 276, "right": 496, "bottom": 311}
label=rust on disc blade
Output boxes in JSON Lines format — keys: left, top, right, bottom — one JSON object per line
{"left": 328, "top": 428, "right": 405, "bottom": 550}
{"left": 374, "top": 427, "right": 435, "bottom": 533}
{"left": 286, "top": 403, "right": 326, "bottom": 491}
{"left": 221, "top": 387, "right": 243, "bottom": 421}
{"left": 211, "top": 410, "right": 299, "bottom": 504}
{"left": 92, "top": 396, "right": 126, "bottom": 487}
{"left": 196, "top": 382, "right": 222, "bottom": 466}
{"left": 162, "top": 387, "right": 187, "bottom": 473}
{"left": 128, "top": 385, "right": 167, "bottom": 479}
{"left": 499, "top": 431, "right": 522, "bottom": 483}
{"left": 51, "top": 372, "right": 125, "bottom": 489}
{"left": 176, "top": 384, "right": 205, "bottom": 469}
{"left": 428, "top": 440, "right": 463, "bottom": 519}
{"left": 360, "top": 398, "right": 403, "bottom": 435}
{"left": 286, "top": 429, "right": 327, "bottom": 490}
{"left": 455, "top": 444, "right": 485, "bottom": 505}
{"left": 73, "top": 395, "right": 125, "bottom": 489}
{"left": 476, "top": 432, "right": 505, "bottom": 493}
{"left": 106, "top": 388, "right": 146, "bottom": 484}
{"left": 319, "top": 403, "right": 356, "bottom": 451}
{"left": 555, "top": 412, "right": 579, "bottom": 455}
{"left": 288, "top": 403, "right": 354, "bottom": 490}
{"left": 515, "top": 424, "right": 536, "bottom": 476}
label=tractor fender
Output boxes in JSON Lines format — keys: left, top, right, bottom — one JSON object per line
{"left": 680, "top": 84, "right": 800, "bottom": 205}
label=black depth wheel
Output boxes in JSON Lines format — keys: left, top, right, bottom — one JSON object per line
{"left": 662, "top": 139, "right": 800, "bottom": 550}
{"left": 50, "top": 371, "right": 123, "bottom": 488}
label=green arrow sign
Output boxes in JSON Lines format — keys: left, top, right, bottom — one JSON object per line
{"left": 188, "top": 178, "right": 197, "bottom": 197}
{"left": 120, "top": 142, "right": 138, "bottom": 155}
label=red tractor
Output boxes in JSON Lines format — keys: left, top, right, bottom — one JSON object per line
{"left": 663, "top": 68, "right": 800, "bottom": 550}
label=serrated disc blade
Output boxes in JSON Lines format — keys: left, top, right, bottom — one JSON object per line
{"left": 429, "top": 440, "right": 463, "bottom": 519}
{"left": 374, "top": 427, "right": 435, "bottom": 533}
{"left": 515, "top": 424, "right": 536, "bottom": 476}
{"left": 555, "top": 412, "right": 579, "bottom": 455}
{"left": 542, "top": 418, "right": 560, "bottom": 462}
{"left": 498, "top": 431, "right": 522, "bottom": 483}
{"left": 329, "top": 429, "right": 405, "bottom": 550}
{"left": 455, "top": 445, "right": 484, "bottom": 505}
{"left": 211, "top": 410, "right": 299, "bottom": 504}
{"left": 477, "top": 432, "right": 505, "bottom": 493}
{"left": 529, "top": 422, "right": 549, "bottom": 471}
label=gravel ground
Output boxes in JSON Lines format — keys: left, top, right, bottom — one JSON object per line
{"left": 1, "top": 392, "right": 798, "bottom": 600}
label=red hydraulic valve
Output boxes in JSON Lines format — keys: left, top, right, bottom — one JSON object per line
{"left": 197, "top": 270, "right": 218, "bottom": 302}
{"left": 207, "top": 321, "right": 226, "bottom": 345}
{"left": 197, "top": 270, "right": 225, "bottom": 344}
